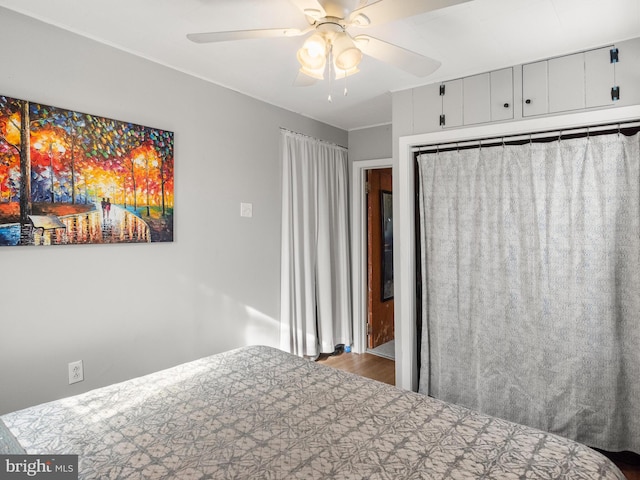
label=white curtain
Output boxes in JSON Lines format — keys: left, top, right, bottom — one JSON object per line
{"left": 417, "top": 131, "right": 640, "bottom": 453}
{"left": 280, "top": 129, "right": 352, "bottom": 358}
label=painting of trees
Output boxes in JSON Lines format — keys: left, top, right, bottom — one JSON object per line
{"left": 0, "top": 95, "right": 174, "bottom": 246}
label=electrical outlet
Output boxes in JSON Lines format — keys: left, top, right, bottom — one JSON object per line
{"left": 68, "top": 360, "right": 84, "bottom": 385}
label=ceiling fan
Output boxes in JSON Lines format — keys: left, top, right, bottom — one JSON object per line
{"left": 187, "top": 0, "right": 471, "bottom": 86}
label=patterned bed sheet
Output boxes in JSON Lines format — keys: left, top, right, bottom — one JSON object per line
{"left": 2, "top": 345, "right": 625, "bottom": 479}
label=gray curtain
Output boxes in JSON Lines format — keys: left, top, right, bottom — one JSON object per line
{"left": 417, "top": 131, "right": 640, "bottom": 453}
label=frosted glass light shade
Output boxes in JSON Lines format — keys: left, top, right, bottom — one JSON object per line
{"left": 333, "top": 32, "right": 362, "bottom": 71}
{"left": 297, "top": 33, "right": 327, "bottom": 70}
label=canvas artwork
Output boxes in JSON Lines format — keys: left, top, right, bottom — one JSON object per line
{"left": 0, "top": 95, "right": 174, "bottom": 246}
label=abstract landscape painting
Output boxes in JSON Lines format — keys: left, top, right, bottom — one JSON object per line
{"left": 0, "top": 95, "right": 174, "bottom": 246}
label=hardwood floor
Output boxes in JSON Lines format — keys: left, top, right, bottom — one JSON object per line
{"left": 317, "top": 352, "right": 639, "bottom": 480}
{"left": 316, "top": 351, "right": 395, "bottom": 386}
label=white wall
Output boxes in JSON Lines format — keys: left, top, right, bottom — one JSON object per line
{"left": 0, "top": 8, "right": 347, "bottom": 414}
{"left": 348, "top": 124, "right": 392, "bottom": 162}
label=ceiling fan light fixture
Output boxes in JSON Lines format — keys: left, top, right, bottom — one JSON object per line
{"left": 332, "top": 32, "right": 362, "bottom": 71}
{"left": 297, "top": 33, "right": 327, "bottom": 70}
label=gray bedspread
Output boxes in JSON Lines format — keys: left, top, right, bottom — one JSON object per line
{"left": 1, "top": 346, "right": 625, "bottom": 479}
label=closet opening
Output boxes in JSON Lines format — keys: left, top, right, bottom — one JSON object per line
{"left": 411, "top": 116, "right": 640, "bottom": 457}
{"left": 395, "top": 105, "right": 640, "bottom": 393}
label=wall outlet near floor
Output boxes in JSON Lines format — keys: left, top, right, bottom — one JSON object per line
{"left": 68, "top": 360, "right": 84, "bottom": 384}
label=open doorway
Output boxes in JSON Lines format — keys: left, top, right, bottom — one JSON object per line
{"left": 350, "top": 159, "right": 395, "bottom": 369}
{"left": 366, "top": 168, "right": 394, "bottom": 359}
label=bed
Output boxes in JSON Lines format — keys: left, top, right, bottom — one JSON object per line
{"left": 1, "top": 345, "right": 625, "bottom": 479}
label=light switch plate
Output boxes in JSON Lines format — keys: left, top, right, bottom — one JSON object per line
{"left": 240, "top": 202, "right": 253, "bottom": 218}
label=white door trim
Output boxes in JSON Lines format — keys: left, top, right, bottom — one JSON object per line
{"left": 351, "top": 158, "right": 393, "bottom": 356}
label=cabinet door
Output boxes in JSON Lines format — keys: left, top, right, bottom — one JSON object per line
{"left": 441, "top": 79, "right": 463, "bottom": 128}
{"left": 615, "top": 38, "right": 640, "bottom": 107}
{"left": 490, "top": 68, "right": 513, "bottom": 121}
{"left": 463, "top": 73, "right": 491, "bottom": 125}
{"left": 548, "top": 52, "right": 585, "bottom": 113}
{"left": 585, "top": 46, "right": 615, "bottom": 108}
{"left": 413, "top": 83, "right": 442, "bottom": 133}
{"left": 392, "top": 89, "right": 414, "bottom": 137}
{"left": 522, "top": 60, "right": 548, "bottom": 116}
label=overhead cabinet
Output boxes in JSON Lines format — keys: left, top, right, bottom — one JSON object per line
{"left": 406, "top": 39, "right": 638, "bottom": 135}
{"left": 439, "top": 68, "right": 513, "bottom": 127}
{"left": 522, "top": 46, "right": 617, "bottom": 116}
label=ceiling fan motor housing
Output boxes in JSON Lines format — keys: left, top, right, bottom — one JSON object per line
{"left": 317, "top": 0, "right": 361, "bottom": 19}
{"left": 316, "top": 17, "right": 346, "bottom": 35}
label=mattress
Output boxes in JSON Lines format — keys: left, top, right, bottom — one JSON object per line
{"left": 1, "top": 345, "right": 625, "bottom": 479}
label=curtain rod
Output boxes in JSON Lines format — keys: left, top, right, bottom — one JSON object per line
{"left": 412, "top": 119, "right": 640, "bottom": 154}
{"left": 280, "top": 127, "right": 348, "bottom": 150}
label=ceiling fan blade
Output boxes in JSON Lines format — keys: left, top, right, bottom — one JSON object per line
{"left": 187, "top": 27, "right": 307, "bottom": 44}
{"left": 288, "top": 0, "right": 326, "bottom": 20}
{"left": 349, "top": 0, "right": 472, "bottom": 26}
{"left": 354, "top": 35, "right": 441, "bottom": 77}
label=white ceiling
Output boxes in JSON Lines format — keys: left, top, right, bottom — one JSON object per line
{"left": 2, "top": 0, "right": 639, "bottom": 131}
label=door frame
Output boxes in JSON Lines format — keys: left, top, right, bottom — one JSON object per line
{"left": 351, "top": 158, "right": 393, "bottom": 355}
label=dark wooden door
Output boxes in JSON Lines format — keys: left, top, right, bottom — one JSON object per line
{"left": 367, "top": 168, "right": 394, "bottom": 349}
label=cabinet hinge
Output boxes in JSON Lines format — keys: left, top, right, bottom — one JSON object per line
{"left": 439, "top": 114, "right": 446, "bottom": 126}
{"left": 365, "top": 181, "right": 370, "bottom": 194}
{"left": 610, "top": 47, "right": 619, "bottom": 64}
{"left": 439, "top": 84, "right": 446, "bottom": 96}
{"left": 611, "top": 86, "right": 620, "bottom": 102}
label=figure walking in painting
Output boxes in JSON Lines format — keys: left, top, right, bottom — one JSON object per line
{"left": 101, "top": 197, "right": 106, "bottom": 217}
{"left": 105, "top": 198, "right": 111, "bottom": 220}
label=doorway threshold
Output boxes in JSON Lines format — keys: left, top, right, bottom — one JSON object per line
{"left": 367, "top": 340, "right": 395, "bottom": 360}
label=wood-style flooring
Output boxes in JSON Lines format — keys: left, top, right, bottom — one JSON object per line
{"left": 317, "top": 351, "right": 640, "bottom": 480}
{"left": 317, "top": 351, "right": 395, "bottom": 386}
